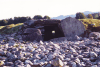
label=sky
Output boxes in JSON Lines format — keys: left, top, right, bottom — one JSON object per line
{"left": 0, "top": 0, "right": 100, "bottom": 20}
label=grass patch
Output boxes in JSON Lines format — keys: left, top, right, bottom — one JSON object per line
{"left": 78, "top": 19, "right": 100, "bottom": 30}
{"left": 0, "top": 23, "right": 23, "bottom": 34}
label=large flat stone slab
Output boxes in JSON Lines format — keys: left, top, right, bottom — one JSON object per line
{"left": 61, "top": 17, "right": 85, "bottom": 38}
{"left": 23, "top": 28, "right": 43, "bottom": 42}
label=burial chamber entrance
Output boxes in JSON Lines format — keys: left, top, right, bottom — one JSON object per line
{"left": 43, "top": 24, "right": 65, "bottom": 41}
{"left": 23, "top": 19, "right": 65, "bottom": 41}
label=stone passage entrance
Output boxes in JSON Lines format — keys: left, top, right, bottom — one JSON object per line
{"left": 23, "top": 19, "right": 65, "bottom": 41}
{"left": 22, "top": 18, "right": 86, "bottom": 41}
{"left": 43, "top": 24, "right": 64, "bottom": 41}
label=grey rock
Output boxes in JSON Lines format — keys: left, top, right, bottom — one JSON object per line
{"left": 25, "top": 64, "right": 31, "bottom": 67}
{"left": 11, "top": 33, "right": 16, "bottom": 37}
{"left": 82, "top": 58, "right": 90, "bottom": 62}
{"left": 7, "top": 37, "right": 14, "bottom": 41}
{"left": 2, "top": 31, "right": 100, "bottom": 67}
{"left": 0, "top": 49, "right": 6, "bottom": 56}
{"left": 71, "top": 62, "right": 77, "bottom": 67}
{"left": 90, "top": 57, "right": 97, "bottom": 62}
{"left": 56, "top": 55, "right": 64, "bottom": 60}
{"left": 15, "top": 65, "right": 24, "bottom": 67}
{"left": 18, "top": 54, "right": 24, "bottom": 60}
{"left": 25, "top": 60, "right": 33, "bottom": 65}
{"left": 70, "top": 47, "right": 76, "bottom": 53}
{"left": 0, "top": 56, "right": 7, "bottom": 60}
{"left": 22, "top": 28, "right": 43, "bottom": 42}
{"left": 0, "top": 35, "right": 3, "bottom": 39}
{"left": 32, "top": 63, "right": 41, "bottom": 67}
{"left": 63, "top": 58, "right": 71, "bottom": 62}
{"left": 89, "top": 32, "right": 100, "bottom": 40}
{"left": 77, "top": 55, "right": 83, "bottom": 59}
{"left": 0, "top": 61, "right": 5, "bottom": 66}
{"left": 5, "top": 62, "right": 13, "bottom": 66}
{"left": 80, "top": 62, "right": 85, "bottom": 67}
{"left": 74, "top": 58, "right": 80, "bottom": 64}
{"left": 14, "top": 60, "right": 22, "bottom": 65}
{"left": 6, "top": 52, "right": 12, "bottom": 57}
{"left": 75, "top": 35, "right": 82, "bottom": 41}
{"left": 24, "top": 52, "right": 32, "bottom": 58}
{"left": 91, "top": 65, "right": 97, "bottom": 67}
{"left": 24, "top": 20, "right": 36, "bottom": 26}
{"left": 61, "top": 17, "right": 85, "bottom": 39}
{"left": 8, "top": 54, "right": 18, "bottom": 62}
{"left": 34, "top": 53, "right": 41, "bottom": 59}
{"left": 51, "top": 58, "right": 63, "bottom": 67}
{"left": 45, "top": 64, "right": 53, "bottom": 67}
{"left": 47, "top": 54, "right": 54, "bottom": 60}
{"left": 85, "top": 62, "right": 93, "bottom": 67}
{"left": 90, "top": 52, "right": 98, "bottom": 58}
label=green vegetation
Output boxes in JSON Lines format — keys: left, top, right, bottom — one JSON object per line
{"left": 76, "top": 12, "right": 87, "bottom": 19}
{"left": 0, "top": 17, "right": 31, "bottom": 26}
{"left": 0, "top": 23, "right": 23, "bottom": 34}
{"left": 33, "top": 15, "right": 51, "bottom": 19}
{"left": 33, "top": 15, "right": 43, "bottom": 19}
{"left": 94, "top": 14, "right": 99, "bottom": 19}
{"left": 1, "top": 19, "right": 100, "bottom": 34}
{"left": 87, "top": 14, "right": 93, "bottom": 19}
{"left": 79, "top": 19, "right": 100, "bottom": 30}
{"left": 0, "top": 13, "right": 99, "bottom": 35}
{"left": 0, "top": 15, "right": 51, "bottom": 34}
{"left": 43, "top": 15, "right": 50, "bottom": 19}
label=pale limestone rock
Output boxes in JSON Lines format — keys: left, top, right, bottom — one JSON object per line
{"left": 25, "top": 60, "right": 33, "bottom": 65}
{"left": 71, "top": 62, "right": 76, "bottom": 67}
{"left": 90, "top": 52, "right": 98, "bottom": 58}
{"left": 51, "top": 58, "right": 63, "bottom": 67}
{"left": 0, "top": 61, "right": 4, "bottom": 66}
{"left": 53, "top": 44, "right": 60, "bottom": 49}
{"left": 7, "top": 37, "right": 14, "bottom": 40}
{"left": 40, "top": 40, "right": 44, "bottom": 45}
{"left": 91, "top": 65, "right": 97, "bottom": 67}
{"left": 61, "top": 17, "right": 85, "bottom": 38}
{"left": 89, "top": 32, "right": 100, "bottom": 39}
{"left": 48, "top": 54, "right": 54, "bottom": 60}
{"left": 25, "top": 64, "right": 31, "bottom": 67}
{"left": 70, "top": 47, "right": 76, "bottom": 53}
{"left": 74, "top": 58, "right": 80, "bottom": 64}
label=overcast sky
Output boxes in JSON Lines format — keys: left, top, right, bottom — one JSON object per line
{"left": 0, "top": 0, "right": 100, "bottom": 20}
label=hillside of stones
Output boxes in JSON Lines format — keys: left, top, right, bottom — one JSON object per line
{"left": 1, "top": 17, "right": 100, "bottom": 67}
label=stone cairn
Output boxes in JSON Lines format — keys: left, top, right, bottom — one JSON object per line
{"left": 20, "top": 17, "right": 86, "bottom": 41}
{"left": 21, "top": 19, "right": 62, "bottom": 42}
{"left": 0, "top": 31, "right": 100, "bottom": 67}
{"left": 2, "top": 17, "right": 99, "bottom": 67}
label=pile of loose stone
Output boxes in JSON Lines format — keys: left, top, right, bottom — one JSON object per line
{"left": 0, "top": 33, "right": 100, "bottom": 67}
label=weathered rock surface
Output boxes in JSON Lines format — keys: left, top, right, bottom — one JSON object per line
{"left": 24, "top": 19, "right": 61, "bottom": 28}
{"left": 89, "top": 32, "right": 100, "bottom": 40}
{"left": 23, "top": 18, "right": 86, "bottom": 41}
{"left": 0, "top": 35, "right": 3, "bottom": 39}
{"left": 23, "top": 19, "right": 64, "bottom": 41}
{"left": 1, "top": 17, "right": 100, "bottom": 67}
{"left": 0, "top": 32, "right": 100, "bottom": 67}
{"left": 22, "top": 28, "right": 43, "bottom": 42}
{"left": 24, "top": 20, "right": 37, "bottom": 28}
{"left": 61, "top": 17, "right": 85, "bottom": 39}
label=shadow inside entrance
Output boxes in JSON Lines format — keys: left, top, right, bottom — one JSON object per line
{"left": 43, "top": 24, "right": 64, "bottom": 41}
